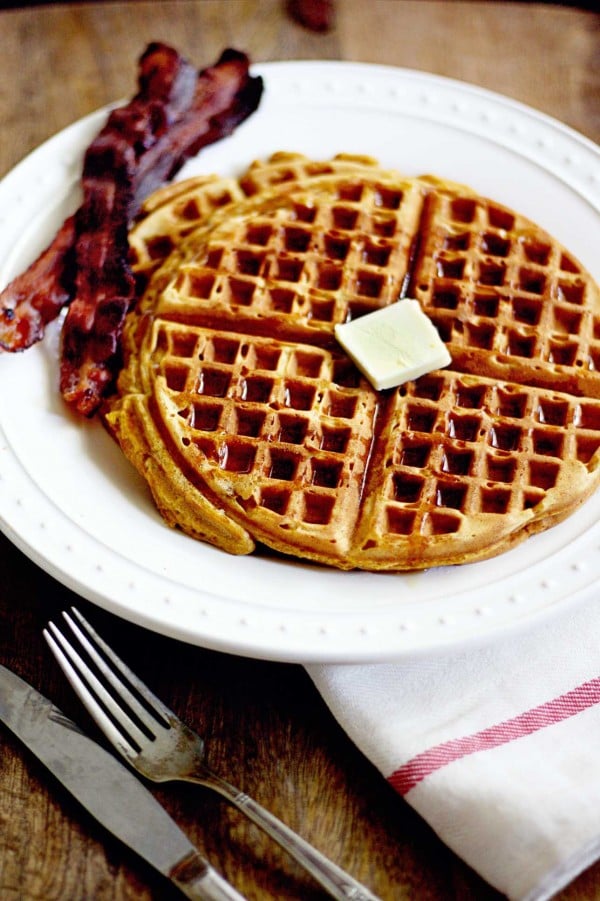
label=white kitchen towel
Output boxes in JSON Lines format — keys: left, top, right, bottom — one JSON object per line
{"left": 307, "top": 595, "right": 600, "bottom": 901}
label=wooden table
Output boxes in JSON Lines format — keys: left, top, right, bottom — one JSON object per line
{"left": 0, "top": 2, "right": 599, "bottom": 899}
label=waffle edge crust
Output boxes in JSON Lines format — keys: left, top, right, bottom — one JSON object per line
{"left": 104, "top": 153, "right": 600, "bottom": 571}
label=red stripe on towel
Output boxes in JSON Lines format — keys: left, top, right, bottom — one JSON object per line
{"left": 389, "top": 676, "right": 600, "bottom": 796}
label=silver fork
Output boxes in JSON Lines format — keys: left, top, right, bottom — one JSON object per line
{"left": 44, "top": 608, "right": 381, "bottom": 901}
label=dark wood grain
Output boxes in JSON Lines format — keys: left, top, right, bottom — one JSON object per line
{"left": 1, "top": 2, "right": 599, "bottom": 899}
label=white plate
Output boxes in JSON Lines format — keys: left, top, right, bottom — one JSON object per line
{"left": 1, "top": 61, "right": 599, "bottom": 663}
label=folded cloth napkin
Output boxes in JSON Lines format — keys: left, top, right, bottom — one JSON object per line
{"left": 307, "top": 594, "right": 600, "bottom": 901}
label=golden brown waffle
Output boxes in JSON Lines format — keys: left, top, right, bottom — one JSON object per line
{"left": 128, "top": 175, "right": 247, "bottom": 288}
{"left": 155, "top": 169, "right": 426, "bottom": 348}
{"left": 354, "top": 370, "right": 600, "bottom": 569}
{"left": 411, "top": 178, "right": 600, "bottom": 399}
{"left": 105, "top": 155, "right": 600, "bottom": 570}
{"left": 117, "top": 320, "right": 377, "bottom": 563}
{"left": 128, "top": 153, "right": 384, "bottom": 284}
{"left": 238, "top": 150, "right": 384, "bottom": 195}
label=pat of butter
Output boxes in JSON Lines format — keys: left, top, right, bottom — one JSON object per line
{"left": 334, "top": 299, "right": 451, "bottom": 391}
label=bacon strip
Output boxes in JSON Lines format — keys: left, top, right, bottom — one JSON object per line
{"left": 0, "top": 43, "right": 263, "bottom": 418}
{"left": 0, "top": 43, "right": 195, "bottom": 355}
{"left": 0, "top": 217, "right": 76, "bottom": 351}
{"left": 131, "top": 48, "right": 265, "bottom": 209}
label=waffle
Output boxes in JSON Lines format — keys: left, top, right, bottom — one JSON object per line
{"left": 128, "top": 152, "right": 384, "bottom": 283}
{"left": 105, "top": 154, "right": 600, "bottom": 570}
{"left": 411, "top": 177, "right": 600, "bottom": 398}
{"left": 128, "top": 174, "right": 247, "bottom": 289}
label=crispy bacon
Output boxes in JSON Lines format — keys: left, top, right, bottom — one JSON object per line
{"left": 0, "top": 217, "right": 76, "bottom": 351}
{"left": 0, "top": 43, "right": 263, "bottom": 418}
{"left": 131, "top": 48, "right": 264, "bottom": 209}
{"left": 0, "top": 42, "right": 195, "bottom": 355}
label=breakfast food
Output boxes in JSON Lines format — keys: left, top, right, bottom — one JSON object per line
{"left": 107, "top": 153, "right": 600, "bottom": 570}
{"left": 0, "top": 43, "right": 263, "bottom": 417}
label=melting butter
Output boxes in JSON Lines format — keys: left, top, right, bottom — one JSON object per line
{"left": 334, "top": 299, "right": 451, "bottom": 391}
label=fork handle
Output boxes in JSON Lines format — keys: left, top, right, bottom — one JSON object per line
{"left": 187, "top": 772, "right": 381, "bottom": 901}
{"left": 169, "top": 849, "right": 247, "bottom": 901}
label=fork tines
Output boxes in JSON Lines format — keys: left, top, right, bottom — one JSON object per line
{"left": 44, "top": 608, "right": 170, "bottom": 757}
